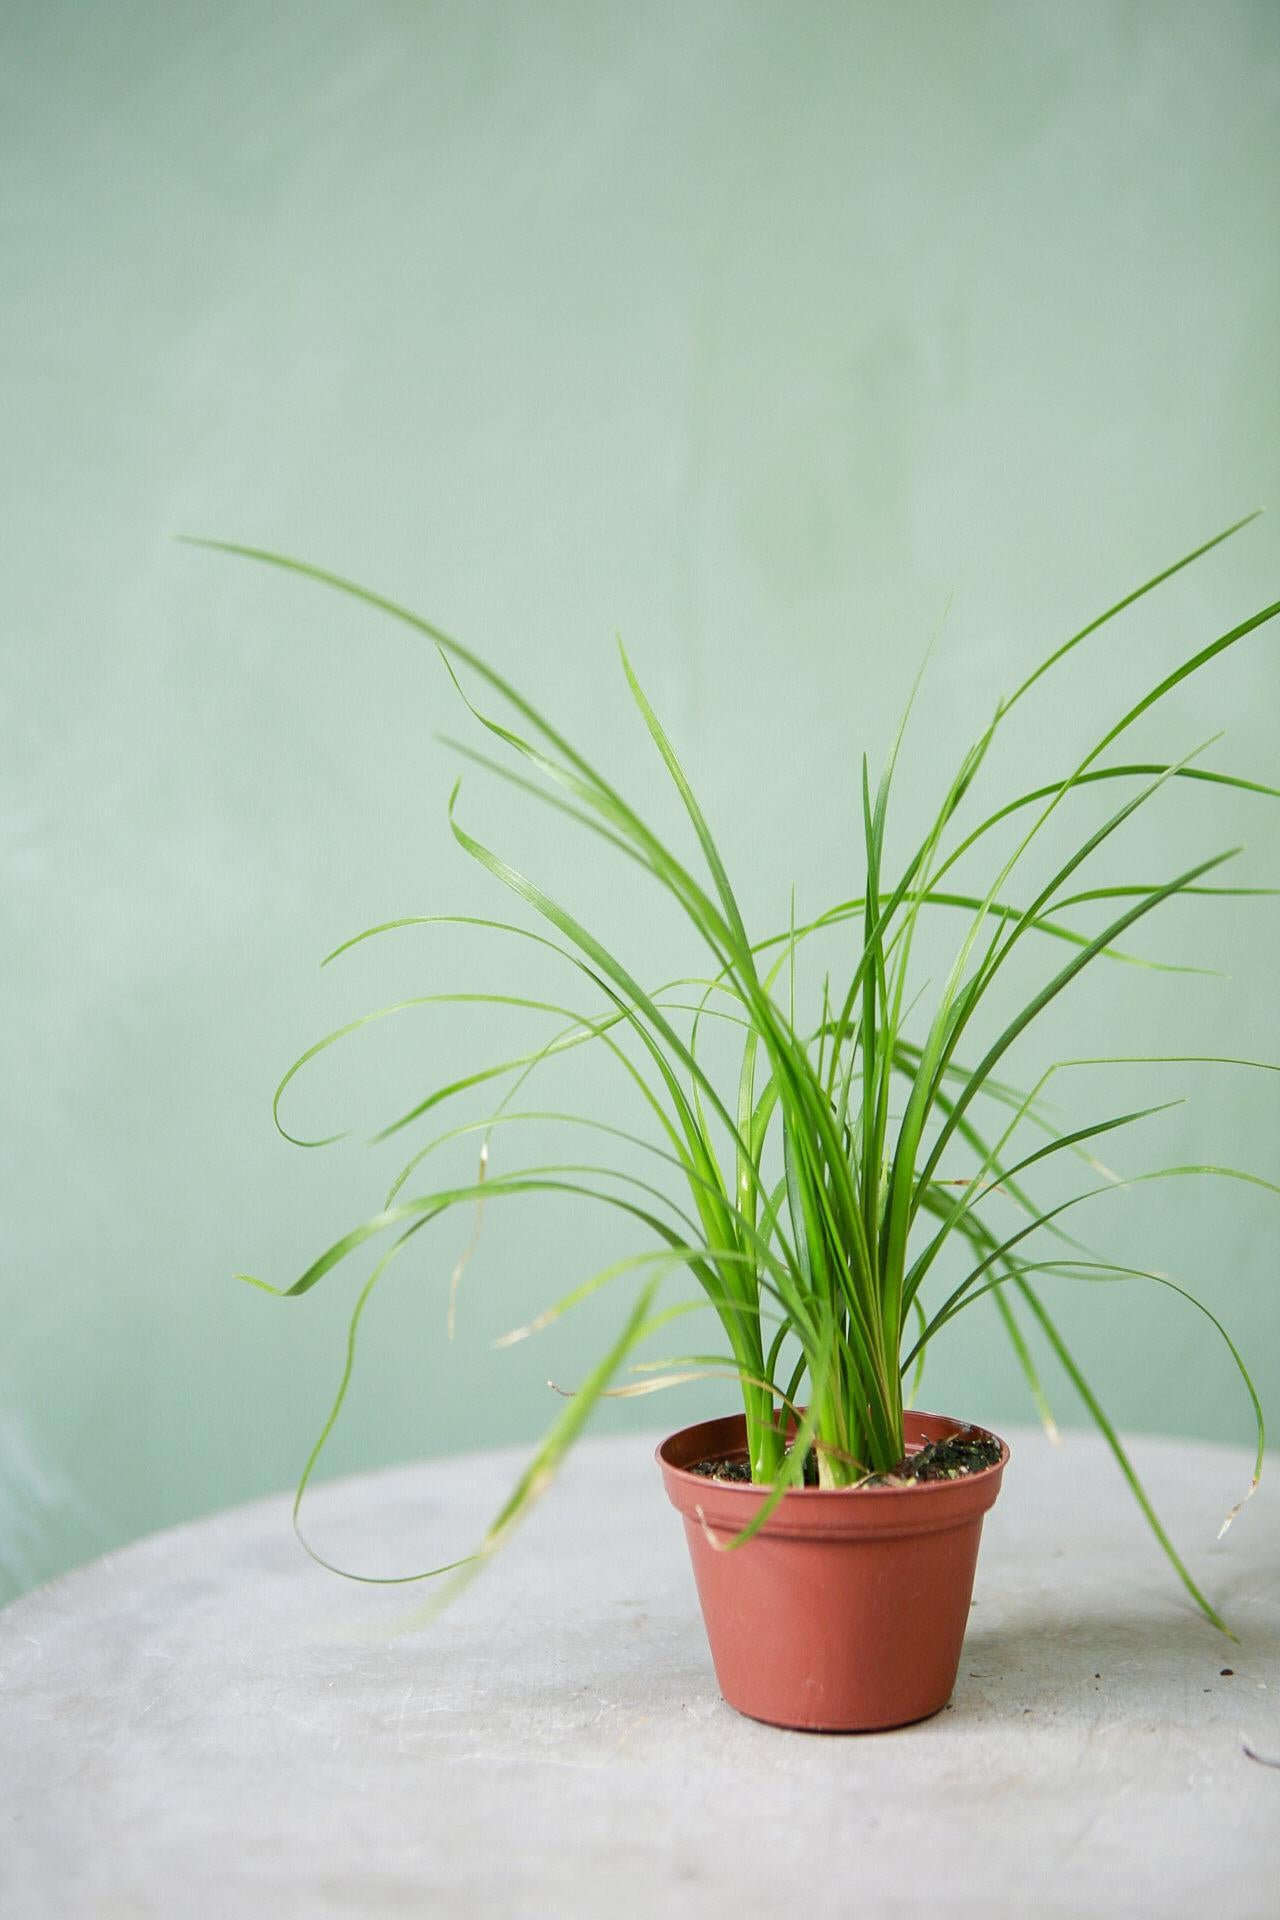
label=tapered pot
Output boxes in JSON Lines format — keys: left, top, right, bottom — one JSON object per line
{"left": 658, "top": 1409, "right": 1008, "bottom": 1732}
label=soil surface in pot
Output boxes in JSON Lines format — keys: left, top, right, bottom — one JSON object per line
{"left": 687, "top": 1428, "right": 1001, "bottom": 1487}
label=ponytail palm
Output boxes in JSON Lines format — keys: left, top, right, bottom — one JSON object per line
{"left": 194, "top": 517, "right": 1277, "bottom": 1630}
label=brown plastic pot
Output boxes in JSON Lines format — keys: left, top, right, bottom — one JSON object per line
{"left": 658, "top": 1409, "right": 1008, "bottom": 1732}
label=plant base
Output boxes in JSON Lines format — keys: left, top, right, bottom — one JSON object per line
{"left": 658, "top": 1410, "right": 1008, "bottom": 1732}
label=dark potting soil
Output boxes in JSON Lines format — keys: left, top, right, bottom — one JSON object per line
{"left": 863, "top": 1429, "right": 1002, "bottom": 1485}
{"left": 688, "top": 1428, "right": 1001, "bottom": 1487}
{"left": 688, "top": 1446, "right": 819, "bottom": 1487}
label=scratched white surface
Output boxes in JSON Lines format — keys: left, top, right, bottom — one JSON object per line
{"left": 1, "top": 1427, "right": 1277, "bottom": 1918}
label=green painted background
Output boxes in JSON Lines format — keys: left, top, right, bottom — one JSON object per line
{"left": 4, "top": 0, "right": 1279, "bottom": 1601}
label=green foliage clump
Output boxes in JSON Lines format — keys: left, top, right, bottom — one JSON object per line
{"left": 194, "top": 518, "right": 1278, "bottom": 1630}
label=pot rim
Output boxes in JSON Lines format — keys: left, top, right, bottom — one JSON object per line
{"left": 656, "top": 1407, "right": 1010, "bottom": 1501}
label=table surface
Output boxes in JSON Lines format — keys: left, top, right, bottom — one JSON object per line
{"left": 2, "top": 1424, "right": 1278, "bottom": 1919}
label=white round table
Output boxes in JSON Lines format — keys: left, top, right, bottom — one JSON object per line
{"left": 2, "top": 1427, "right": 1277, "bottom": 1918}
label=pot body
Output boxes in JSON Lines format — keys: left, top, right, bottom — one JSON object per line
{"left": 658, "top": 1410, "right": 1008, "bottom": 1732}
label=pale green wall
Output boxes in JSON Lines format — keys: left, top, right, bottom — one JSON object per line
{"left": 4, "top": 0, "right": 1279, "bottom": 1600}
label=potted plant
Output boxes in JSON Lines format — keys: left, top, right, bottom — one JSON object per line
{"left": 194, "top": 516, "right": 1275, "bottom": 1731}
